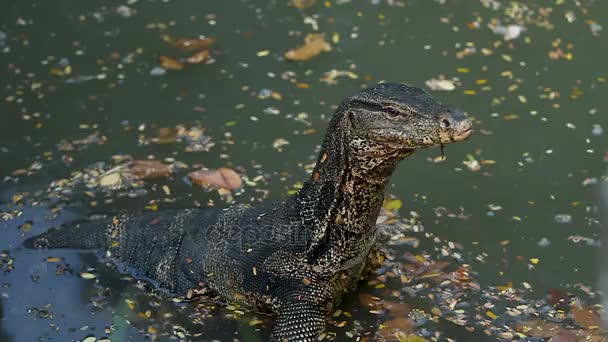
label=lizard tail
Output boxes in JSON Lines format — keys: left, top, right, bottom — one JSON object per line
{"left": 23, "top": 219, "right": 111, "bottom": 250}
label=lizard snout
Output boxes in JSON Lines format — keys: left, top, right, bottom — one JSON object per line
{"left": 439, "top": 111, "right": 473, "bottom": 142}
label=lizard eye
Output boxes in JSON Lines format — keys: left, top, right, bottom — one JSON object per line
{"left": 440, "top": 118, "right": 451, "bottom": 128}
{"left": 385, "top": 107, "right": 400, "bottom": 117}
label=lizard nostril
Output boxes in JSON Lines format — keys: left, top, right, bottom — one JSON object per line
{"left": 440, "top": 118, "right": 451, "bottom": 129}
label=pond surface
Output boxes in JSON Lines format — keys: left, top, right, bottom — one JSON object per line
{"left": 1, "top": 0, "right": 607, "bottom": 341}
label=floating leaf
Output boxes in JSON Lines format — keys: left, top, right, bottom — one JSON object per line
{"left": 161, "top": 34, "right": 215, "bottom": 51}
{"left": 292, "top": 0, "right": 317, "bottom": 9}
{"left": 130, "top": 160, "right": 172, "bottom": 180}
{"left": 284, "top": 33, "right": 331, "bottom": 61}
{"left": 189, "top": 167, "right": 242, "bottom": 191}
{"left": 187, "top": 49, "right": 210, "bottom": 64}
{"left": 571, "top": 303, "right": 602, "bottom": 329}
{"left": 426, "top": 78, "right": 456, "bottom": 91}
{"left": 383, "top": 199, "right": 402, "bottom": 211}
{"left": 99, "top": 173, "right": 121, "bottom": 187}
{"left": 159, "top": 56, "right": 184, "bottom": 70}
{"left": 46, "top": 257, "right": 64, "bottom": 263}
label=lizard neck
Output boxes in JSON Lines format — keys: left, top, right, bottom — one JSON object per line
{"left": 295, "top": 110, "right": 413, "bottom": 245}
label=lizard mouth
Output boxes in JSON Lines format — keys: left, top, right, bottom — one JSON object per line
{"left": 453, "top": 126, "right": 473, "bottom": 141}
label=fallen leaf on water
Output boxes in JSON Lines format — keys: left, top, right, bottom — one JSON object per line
{"left": 549, "top": 289, "right": 570, "bottom": 307}
{"left": 378, "top": 317, "right": 416, "bottom": 339}
{"left": 571, "top": 303, "right": 602, "bottom": 329}
{"left": 99, "top": 173, "right": 121, "bottom": 187}
{"left": 320, "top": 69, "right": 358, "bottom": 84}
{"left": 187, "top": 49, "right": 210, "bottom": 64}
{"left": 463, "top": 154, "right": 481, "bottom": 171}
{"left": 130, "top": 160, "right": 172, "bottom": 180}
{"left": 80, "top": 272, "right": 97, "bottom": 279}
{"left": 189, "top": 167, "right": 242, "bottom": 191}
{"left": 426, "top": 78, "right": 457, "bottom": 91}
{"left": 249, "top": 319, "right": 264, "bottom": 326}
{"left": 358, "top": 293, "right": 381, "bottom": 309}
{"left": 292, "top": 0, "right": 317, "bottom": 9}
{"left": 383, "top": 198, "right": 402, "bottom": 212}
{"left": 284, "top": 33, "right": 331, "bottom": 61}
{"left": 516, "top": 319, "right": 562, "bottom": 338}
{"left": 18, "top": 221, "right": 33, "bottom": 232}
{"left": 152, "top": 127, "right": 178, "bottom": 144}
{"left": 46, "top": 257, "right": 63, "bottom": 263}
{"left": 159, "top": 56, "right": 184, "bottom": 70}
{"left": 403, "top": 337, "right": 429, "bottom": 342}
{"left": 161, "top": 34, "right": 215, "bottom": 51}
{"left": 383, "top": 301, "right": 410, "bottom": 317}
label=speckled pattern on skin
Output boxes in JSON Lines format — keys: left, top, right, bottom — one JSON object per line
{"left": 26, "top": 83, "right": 472, "bottom": 341}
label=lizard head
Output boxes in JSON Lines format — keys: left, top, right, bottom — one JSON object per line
{"left": 314, "top": 82, "right": 472, "bottom": 182}
{"left": 344, "top": 82, "right": 472, "bottom": 156}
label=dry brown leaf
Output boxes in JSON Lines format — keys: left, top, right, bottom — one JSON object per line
{"left": 516, "top": 319, "right": 565, "bottom": 338}
{"left": 292, "top": 0, "right": 317, "bottom": 9}
{"left": 284, "top": 33, "right": 331, "bottom": 61}
{"left": 378, "top": 317, "right": 416, "bottom": 339}
{"left": 161, "top": 34, "right": 215, "bottom": 51}
{"left": 130, "top": 160, "right": 172, "bottom": 180}
{"left": 383, "top": 301, "right": 410, "bottom": 317}
{"left": 159, "top": 56, "right": 184, "bottom": 70}
{"left": 187, "top": 49, "right": 210, "bottom": 64}
{"left": 548, "top": 330, "right": 579, "bottom": 342}
{"left": 571, "top": 304, "right": 603, "bottom": 329}
{"left": 189, "top": 167, "right": 242, "bottom": 191}
{"left": 358, "top": 293, "right": 381, "bottom": 309}
{"left": 153, "top": 127, "right": 179, "bottom": 144}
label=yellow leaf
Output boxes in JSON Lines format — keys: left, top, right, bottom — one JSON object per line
{"left": 384, "top": 199, "right": 402, "bottom": 211}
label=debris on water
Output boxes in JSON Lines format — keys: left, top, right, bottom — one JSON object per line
{"left": 537, "top": 238, "right": 551, "bottom": 247}
{"left": 150, "top": 127, "right": 178, "bottom": 144}
{"left": 292, "top": 0, "right": 317, "bottom": 9}
{"left": 554, "top": 214, "right": 572, "bottom": 224}
{"left": 189, "top": 168, "right": 242, "bottom": 191}
{"left": 130, "top": 160, "right": 173, "bottom": 180}
{"left": 571, "top": 302, "right": 603, "bottom": 329}
{"left": 159, "top": 56, "right": 184, "bottom": 70}
{"left": 0, "top": 251, "right": 15, "bottom": 272}
{"left": 116, "top": 5, "right": 135, "bottom": 18}
{"left": 582, "top": 178, "right": 598, "bottom": 186}
{"left": 488, "top": 22, "right": 526, "bottom": 40}
{"left": 99, "top": 173, "right": 122, "bottom": 188}
{"left": 80, "top": 272, "right": 97, "bottom": 280}
{"left": 272, "top": 138, "right": 289, "bottom": 151}
{"left": 591, "top": 124, "right": 604, "bottom": 136}
{"left": 284, "top": 33, "right": 331, "bottom": 61}
{"left": 149, "top": 67, "right": 167, "bottom": 76}
{"left": 161, "top": 34, "right": 215, "bottom": 51}
{"left": 567, "top": 236, "right": 602, "bottom": 247}
{"left": 320, "top": 69, "right": 358, "bottom": 84}
{"left": 425, "top": 77, "right": 457, "bottom": 91}
{"left": 186, "top": 49, "right": 210, "bottom": 64}
{"left": 588, "top": 21, "right": 602, "bottom": 36}
{"left": 463, "top": 154, "right": 481, "bottom": 171}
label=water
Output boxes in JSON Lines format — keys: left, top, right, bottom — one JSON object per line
{"left": 1, "top": 0, "right": 607, "bottom": 341}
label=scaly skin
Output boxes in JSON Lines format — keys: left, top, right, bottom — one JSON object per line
{"left": 26, "top": 83, "right": 472, "bottom": 341}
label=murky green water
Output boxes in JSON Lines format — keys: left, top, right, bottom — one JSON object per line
{"left": 1, "top": 0, "right": 607, "bottom": 341}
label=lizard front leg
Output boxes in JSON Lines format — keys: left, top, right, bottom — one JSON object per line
{"left": 271, "top": 299, "right": 327, "bottom": 342}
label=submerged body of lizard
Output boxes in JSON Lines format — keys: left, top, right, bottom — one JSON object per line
{"left": 26, "top": 83, "right": 472, "bottom": 341}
